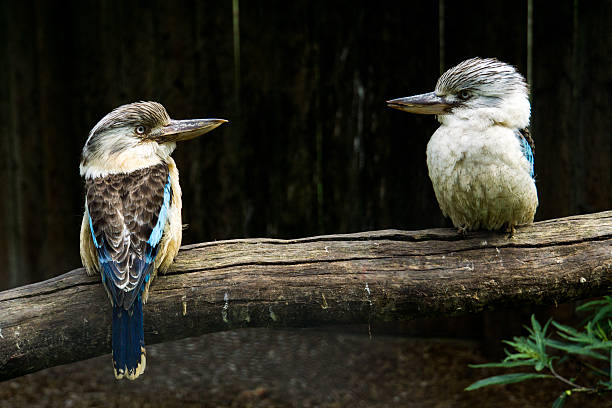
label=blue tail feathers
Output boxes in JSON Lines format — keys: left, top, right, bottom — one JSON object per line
{"left": 112, "top": 295, "right": 146, "bottom": 380}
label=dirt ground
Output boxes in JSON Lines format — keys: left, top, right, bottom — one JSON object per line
{"left": 1, "top": 327, "right": 611, "bottom": 408}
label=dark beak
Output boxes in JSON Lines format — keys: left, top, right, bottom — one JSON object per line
{"left": 151, "top": 118, "right": 228, "bottom": 142}
{"left": 386, "top": 92, "right": 451, "bottom": 115}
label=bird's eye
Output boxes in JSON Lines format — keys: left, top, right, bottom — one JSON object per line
{"left": 458, "top": 90, "right": 471, "bottom": 100}
{"left": 135, "top": 126, "right": 146, "bottom": 135}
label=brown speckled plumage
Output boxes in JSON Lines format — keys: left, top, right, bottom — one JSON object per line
{"left": 85, "top": 164, "right": 170, "bottom": 308}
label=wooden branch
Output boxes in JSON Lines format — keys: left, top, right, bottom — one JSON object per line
{"left": 2, "top": 211, "right": 612, "bottom": 381}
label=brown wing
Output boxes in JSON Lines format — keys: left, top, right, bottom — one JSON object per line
{"left": 85, "top": 163, "right": 171, "bottom": 310}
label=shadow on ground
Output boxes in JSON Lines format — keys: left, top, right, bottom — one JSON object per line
{"left": 1, "top": 328, "right": 610, "bottom": 407}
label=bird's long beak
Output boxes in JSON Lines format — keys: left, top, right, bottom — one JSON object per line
{"left": 386, "top": 92, "right": 450, "bottom": 115}
{"left": 151, "top": 118, "right": 228, "bottom": 142}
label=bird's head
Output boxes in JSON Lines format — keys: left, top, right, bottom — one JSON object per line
{"left": 387, "top": 57, "right": 530, "bottom": 129}
{"left": 80, "top": 101, "right": 227, "bottom": 178}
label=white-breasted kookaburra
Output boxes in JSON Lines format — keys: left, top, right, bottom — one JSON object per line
{"left": 387, "top": 57, "right": 537, "bottom": 233}
{"left": 79, "top": 101, "right": 227, "bottom": 379}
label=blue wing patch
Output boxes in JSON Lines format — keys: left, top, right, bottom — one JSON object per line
{"left": 515, "top": 130, "right": 535, "bottom": 178}
{"left": 147, "top": 176, "right": 172, "bottom": 249}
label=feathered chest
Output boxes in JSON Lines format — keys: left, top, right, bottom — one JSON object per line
{"left": 424, "top": 124, "right": 538, "bottom": 230}
{"left": 426, "top": 125, "right": 532, "bottom": 179}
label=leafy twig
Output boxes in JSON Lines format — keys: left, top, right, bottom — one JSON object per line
{"left": 465, "top": 296, "right": 612, "bottom": 407}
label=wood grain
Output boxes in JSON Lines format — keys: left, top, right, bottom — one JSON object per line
{"left": 1, "top": 211, "right": 612, "bottom": 381}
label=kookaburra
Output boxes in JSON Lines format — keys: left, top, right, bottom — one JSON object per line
{"left": 387, "top": 57, "right": 537, "bottom": 233}
{"left": 79, "top": 101, "right": 227, "bottom": 379}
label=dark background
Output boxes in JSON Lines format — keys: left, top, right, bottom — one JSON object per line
{"left": 0, "top": 0, "right": 610, "bottom": 406}
{"left": 1, "top": 0, "right": 610, "bottom": 289}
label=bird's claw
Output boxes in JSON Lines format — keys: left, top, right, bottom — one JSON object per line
{"left": 457, "top": 226, "right": 468, "bottom": 235}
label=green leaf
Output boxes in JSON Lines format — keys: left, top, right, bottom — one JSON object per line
{"left": 584, "top": 341, "right": 612, "bottom": 351}
{"left": 552, "top": 391, "right": 568, "bottom": 408}
{"left": 577, "top": 296, "right": 612, "bottom": 313}
{"left": 599, "top": 379, "right": 612, "bottom": 390}
{"left": 465, "top": 373, "right": 553, "bottom": 391}
{"left": 546, "top": 339, "right": 608, "bottom": 361}
{"left": 591, "top": 303, "right": 612, "bottom": 326}
{"left": 469, "top": 360, "right": 536, "bottom": 369}
{"left": 532, "top": 314, "right": 543, "bottom": 333}
{"left": 552, "top": 321, "right": 588, "bottom": 341}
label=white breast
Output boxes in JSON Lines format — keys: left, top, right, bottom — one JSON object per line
{"left": 425, "top": 122, "right": 538, "bottom": 231}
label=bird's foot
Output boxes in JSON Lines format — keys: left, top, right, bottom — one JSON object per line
{"left": 504, "top": 223, "right": 516, "bottom": 238}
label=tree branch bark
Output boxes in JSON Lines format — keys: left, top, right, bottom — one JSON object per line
{"left": 2, "top": 211, "right": 612, "bottom": 381}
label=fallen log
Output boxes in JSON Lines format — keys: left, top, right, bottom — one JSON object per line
{"left": 1, "top": 211, "right": 611, "bottom": 380}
